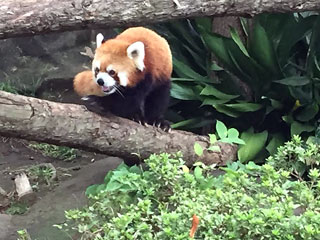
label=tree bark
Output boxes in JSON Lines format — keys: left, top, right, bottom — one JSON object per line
{"left": 0, "top": 90, "right": 237, "bottom": 166}
{"left": 1, "top": 0, "right": 320, "bottom": 39}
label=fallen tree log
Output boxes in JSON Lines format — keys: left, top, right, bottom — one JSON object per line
{"left": 0, "top": 90, "right": 237, "bottom": 166}
{"left": 1, "top": 0, "right": 320, "bottom": 39}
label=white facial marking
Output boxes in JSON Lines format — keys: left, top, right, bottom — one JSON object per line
{"left": 118, "top": 72, "right": 128, "bottom": 87}
{"left": 127, "top": 41, "right": 145, "bottom": 71}
{"left": 96, "top": 33, "right": 104, "bottom": 48}
{"left": 92, "top": 60, "right": 100, "bottom": 72}
{"left": 107, "top": 65, "right": 113, "bottom": 72}
{"left": 96, "top": 72, "right": 116, "bottom": 87}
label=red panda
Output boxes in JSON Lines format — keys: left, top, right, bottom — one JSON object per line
{"left": 73, "top": 27, "right": 172, "bottom": 130}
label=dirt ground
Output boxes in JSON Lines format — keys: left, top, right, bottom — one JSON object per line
{"left": 0, "top": 79, "right": 123, "bottom": 239}
{"left": 0, "top": 137, "right": 123, "bottom": 240}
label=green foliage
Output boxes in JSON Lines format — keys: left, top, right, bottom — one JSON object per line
{"left": 194, "top": 120, "right": 244, "bottom": 157}
{"left": 159, "top": 13, "right": 320, "bottom": 164}
{"left": 60, "top": 153, "right": 320, "bottom": 239}
{"left": 5, "top": 202, "right": 29, "bottom": 215}
{"left": 27, "top": 164, "right": 55, "bottom": 185}
{"left": 268, "top": 135, "right": 320, "bottom": 179}
{"left": 0, "top": 81, "right": 18, "bottom": 94}
{"left": 29, "top": 142, "right": 78, "bottom": 161}
{"left": 17, "top": 229, "right": 31, "bottom": 240}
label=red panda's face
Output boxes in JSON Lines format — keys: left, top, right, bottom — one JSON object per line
{"left": 92, "top": 34, "right": 146, "bottom": 95}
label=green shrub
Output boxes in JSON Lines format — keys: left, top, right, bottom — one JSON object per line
{"left": 59, "top": 153, "right": 320, "bottom": 239}
{"left": 268, "top": 134, "right": 320, "bottom": 179}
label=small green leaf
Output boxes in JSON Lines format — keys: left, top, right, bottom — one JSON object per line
{"left": 227, "top": 128, "right": 240, "bottom": 139}
{"left": 274, "top": 76, "right": 310, "bottom": 86}
{"left": 194, "top": 142, "right": 204, "bottom": 156}
{"left": 209, "top": 134, "right": 217, "bottom": 144}
{"left": 216, "top": 120, "right": 228, "bottom": 139}
{"left": 207, "top": 145, "right": 221, "bottom": 152}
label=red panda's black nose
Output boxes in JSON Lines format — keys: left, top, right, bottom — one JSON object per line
{"left": 97, "top": 78, "right": 104, "bottom": 86}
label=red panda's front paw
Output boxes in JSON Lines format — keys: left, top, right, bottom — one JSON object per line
{"left": 152, "top": 119, "right": 171, "bottom": 132}
{"left": 132, "top": 114, "right": 147, "bottom": 126}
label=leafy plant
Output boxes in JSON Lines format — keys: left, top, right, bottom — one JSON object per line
{"left": 27, "top": 164, "right": 55, "bottom": 185}
{"left": 28, "top": 142, "right": 78, "bottom": 161}
{"left": 59, "top": 153, "right": 320, "bottom": 239}
{"left": 5, "top": 202, "right": 29, "bottom": 215}
{"left": 17, "top": 229, "right": 31, "bottom": 240}
{"left": 157, "top": 13, "right": 320, "bottom": 163}
{"left": 194, "top": 120, "right": 245, "bottom": 156}
{"left": 268, "top": 134, "right": 320, "bottom": 179}
{"left": 0, "top": 81, "right": 18, "bottom": 94}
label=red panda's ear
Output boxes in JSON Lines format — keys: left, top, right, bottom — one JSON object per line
{"left": 127, "top": 41, "right": 145, "bottom": 71}
{"left": 96, "top": 33, "right": 105, "bottom": 48}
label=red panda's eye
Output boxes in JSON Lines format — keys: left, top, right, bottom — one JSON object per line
{"left": 108, "top": 70, "right": 116, "bottom": 76}
{"left": 94, "top": 67, "right": 99, "bottom": 75}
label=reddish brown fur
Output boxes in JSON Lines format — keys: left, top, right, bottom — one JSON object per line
{"left": 74, "top": 27, "right": 172, "bottom": 96}
{"left": 73, "top": 70, "right": 105, "bottom": 97}
{"left": 95, "top": 27, "right": 172, "bottom": 87}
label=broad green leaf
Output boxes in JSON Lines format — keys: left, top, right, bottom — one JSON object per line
{"left": 200, "top": 84, "right": 239, "bottom": 100}
{"left": 290, "top": 121, "right": 315, "bottom": 136}
{"left": 214, "top": 104, "right": 241, "bottom": 118}
{"left": 170, "top": 83, "right": 198, "bottom": 100}
{"left": 216, "top": 120, "right": 228, "bottom": 139}
{"left": 201, "top": 32, "right": 238, "bottom": 74}
{"left": 273, "top": 76, "right": 310, "bottom": 86}
{"left": 230, "top": 26, "right": 250, "bottom": 57}
{"left": 238, "top": 130, "right": 268, "bottom": 163}
{"left": 194, "top": 142, "right": 203, "bottom": 156}
{"left": 266, "top": 133, "right": 285, "bottom": 155}
{"left": 295, "top": 103, "right": 319, "bottom": 122}
{"left": 224, "top": 103, "right": 262, "bottom": 112}
{"left": 249, "top": 20, "right": 281, "bottom": 77}
{"left": 173, "top": 57, "right": 209, "bottom": 83}
{"left": 278, "top": 15, "right": 317, "bottom": 66}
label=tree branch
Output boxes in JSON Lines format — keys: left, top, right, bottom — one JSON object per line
{"left": 0, "top": 90, "right": 237, "bottom": 166}
{"left": 1, "top": 0, "right": 320, "bottom": 39}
